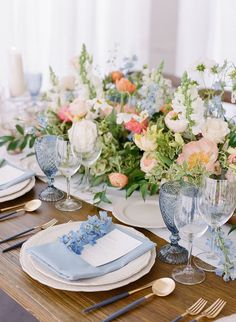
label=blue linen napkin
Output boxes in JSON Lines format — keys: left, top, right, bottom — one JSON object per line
{"left": 28, "top": 225, "right": 156, "bottom": 281}
{"left": 0, "top": 160, "right": 35, "bottom": 190}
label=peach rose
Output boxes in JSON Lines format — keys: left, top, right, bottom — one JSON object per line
{"left": 177, "top": 138, "right": 218, "bottom": 171}
{"left": 124, "top": 118, "right": 148, "bottom": 134}
{"left": 69, "top": 98, "right": 89, "bottom": 119}
{"left": 116, "top": 78, "right": 136, "bottom": 94}
{"left": 228, "top": 154, "right": 236, "bottom": 164}
{"left": 57, "top": 105, "right": 72, "bottom": 122}
{"left": 108, "top": 173, "right": 128, "bottom": 188}
{"left": 111, "top": 71, "right": 124, "bottom": 83}
{"left": 140, "top": 152, "right": 158, "bottom": 174}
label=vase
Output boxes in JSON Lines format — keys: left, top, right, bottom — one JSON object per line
{"left": 157, "top": 181, "right": 188, "bottom": 264}
{"left": 206, "top": 95, "right": 225, "bottom": 119}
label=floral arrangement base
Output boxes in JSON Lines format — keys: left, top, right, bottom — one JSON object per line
{"left": 157, "top": 243, "right": 188, "bottom": 264}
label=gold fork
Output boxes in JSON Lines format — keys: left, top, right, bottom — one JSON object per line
{"left": 0, "top": 218, "right": 58, "bottom": 244}
{"left": 171, "top": 298, "right": 207, "bottom": 321}
{"left": 190, "top": 298, "right": 226, "bottom": 321}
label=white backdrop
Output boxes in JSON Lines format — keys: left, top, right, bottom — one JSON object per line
{"left": 0, "top": 0, "right": 236, "bottom": 92}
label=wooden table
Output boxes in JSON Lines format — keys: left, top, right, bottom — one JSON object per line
{"left": 0, "top": 180, "right": 236, "bottom": 322}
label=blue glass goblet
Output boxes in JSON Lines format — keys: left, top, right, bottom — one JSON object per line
{"left": 34, "top": 135, "right": 64, "bottom": 202}
{"left": 157, "top": 181, "right": 188, "bottom": 264}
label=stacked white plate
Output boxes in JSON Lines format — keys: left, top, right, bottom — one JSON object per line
{"left": 20, "top": 222, "right": 156, "bottom": 292}
{"left": 0, "top": 177, "right": 35, "bottom": 203}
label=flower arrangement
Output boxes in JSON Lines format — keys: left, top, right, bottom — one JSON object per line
{"left": 1, "top": 46, "right": 236, "bottom": 280}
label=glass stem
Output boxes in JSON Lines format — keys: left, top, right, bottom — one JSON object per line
{"left": 210, "top": 226, "right": 216, "bottom": 256}
{"left": 84, "top": 166, "right": 90, "bottom": 187}
{"left": 66, "top": 176, "right": 71, "bottom": 200}
{"left": 48, "top": 177, "right": 54, "bottom": 188}
{"left": 186, "top": 237, "right": 193, "bottom": 270}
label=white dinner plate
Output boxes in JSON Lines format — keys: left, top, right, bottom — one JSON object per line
{"left": 0, "top": 179, "right": 30, "bottom": 198}
{"left": 20, "top": 222, "right": 156, "bottom": 292}
{"left": 21, "top": 155, "right": 45, "bottom": 177}
{"left": 112, "top": 198, "right": 165, "bottom": 228}
{"left": 0, "top": 177, "right": 35, "bottom": 203}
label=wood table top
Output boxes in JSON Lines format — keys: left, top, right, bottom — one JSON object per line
{"left": 0, "top": 180, "right": 235, "bottom": 322}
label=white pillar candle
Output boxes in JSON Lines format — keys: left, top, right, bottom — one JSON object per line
{"left": 9, "top": 47, "right": 26, "bottom": 97}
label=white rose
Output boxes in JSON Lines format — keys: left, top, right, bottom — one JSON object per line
{"left": 202, "top": 118, "right": 230, "bottom": 144}
{"left": 69, "top": 98, "right": 89, "bottom": 118}
{"left": 68, "top": 120, "right": 98, "bottom": 153}
{"left": 60, "top": 75, "right": 75, "bottom": 91}
{"left": 116, "top": 113, "right": 134, "bottom": 124}
{"left": 140, "top": 152, "right": 157, "bottom": 174}
{"left": 165, "top": 111, "right": 188, "bottom": 133}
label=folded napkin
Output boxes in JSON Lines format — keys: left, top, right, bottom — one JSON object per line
{"left": 28, "top": 225, "right": 155, "bottom": 281}
{"left": 0, "top": 160, "right": 35, "bottom": 190}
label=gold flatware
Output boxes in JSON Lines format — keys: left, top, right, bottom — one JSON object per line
{"left": 0, "top": 199, "right": 39, "bottom": 212}
{"left": 102, "top": 278, "right": 176, "bottom": 322}
{"left": 190, "top": 298, "right": 226, "bottom": 321}
{"left": 0, "top": 218, "right": 58, "bottom": 244}
{"left": 2, "top": 218, "right": 58, "bottom": 253}
{"left": 171, "top": 298, "right": 207, "bottom": 321}
{"left": 0, "top": 199, "right": 42, "bottom": 220}
{"left": 84, "top": 280, "right": 155, "bottom": 313}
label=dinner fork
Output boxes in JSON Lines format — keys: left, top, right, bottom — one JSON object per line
{"left": 2, "top": 218, "right": 58, "bottom": 252}
{"left": 190, "top": 298, "right": 226, "bottom": 321}
{"left": 171, "top": 298, "right": 207, "bottom": 321}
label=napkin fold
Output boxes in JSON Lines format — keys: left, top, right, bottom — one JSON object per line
{"left": 28, "top": 225, "right": 155, "bottom": 281}
{"left": 0, "top": 160, "right": 35, "bottom": 190}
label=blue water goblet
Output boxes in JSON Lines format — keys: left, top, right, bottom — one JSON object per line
{"left": 157, "top": 181, "right": 188, "bottom": 264}
{"left": 34, "top": 135, "right": 64, "bottom": 202}
{"left": 25, "top": 73, "right": 42, "bottom": 103}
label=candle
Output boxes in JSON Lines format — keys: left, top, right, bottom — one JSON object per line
{"left": 9, "top": 47, "right": 26, "bottom": 97}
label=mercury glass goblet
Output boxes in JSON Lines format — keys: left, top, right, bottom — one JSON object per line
{"left": 34, "top": 135, "right": 64, "bottom": 202}
{"left": 157, "top": 181, "right": 188, "bottom": 264}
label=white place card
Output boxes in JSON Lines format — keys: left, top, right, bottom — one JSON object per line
{"left": 0, "top": 165, "right": 25, "bottom": 185}
{"left": 80, "top": 229, "right": 142, "bottom": 267}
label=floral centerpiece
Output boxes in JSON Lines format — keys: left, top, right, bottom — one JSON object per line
{"left": 1, "top": 45, "right": 236, "bottom": 280}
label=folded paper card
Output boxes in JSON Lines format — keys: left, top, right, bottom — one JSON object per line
{"left": 28, "top": 224, "right": 155, "bottom": 281}
{"left": 0, "top": 162, "right": 34, "bottom": 190}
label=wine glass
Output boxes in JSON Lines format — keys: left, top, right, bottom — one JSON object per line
{"left": 194, "top": 175, "right": 236, "bottom": 271}
{"left": 70, "top": 127, "right": 102, "bottom": 192}
{"left": 34, "top": 135, "right": 64, "bottom": 202}
{"left": 172, "top": 183, "right": 208, "bottom": 285}
{"left": 55, "top": 137, "right": 82, "bottom": 211}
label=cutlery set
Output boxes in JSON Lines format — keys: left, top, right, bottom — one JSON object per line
{"left": 0, "top": 200, "right": 58, "bottom": 252}
{"left": 84, "top": 285, "right": 226, "bottom": 322}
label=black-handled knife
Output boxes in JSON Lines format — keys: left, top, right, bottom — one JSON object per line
{"left": 2, "top": 239, "right": 26, "bottom": 253}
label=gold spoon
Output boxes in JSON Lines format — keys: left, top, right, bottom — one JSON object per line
{"left": 0, "top": 199, "right": 42, "bottom": 220}
{"left": 103, "top": 278, "right": 176, "bottom": 322}
{"left": 0, "top": 199, "right": 40, "bottom": 212}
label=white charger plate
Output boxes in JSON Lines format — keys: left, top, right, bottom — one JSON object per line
{"left": 0, "top": 177, "right": 35, "bottom": 203}
{"left": 20, "top": 222, "right": 156, "bottom": 292}
{"left": 112, "top": 198, "right": 165, "bottom": 228}
{"left": 0, "top": 179, "right": 30, "bottom": 198}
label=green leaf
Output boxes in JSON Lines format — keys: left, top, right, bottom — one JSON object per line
{"left": 229, "top": 133, "right": 236, "bottom": 147}
{"left": 7, "top": 140, "right": 19, "bottom": 151}
{"left": 126, "top": 183, "right": 139, "bottom": 198}
{"left": 29, "top": 136, "right": 36, "bottom": 148}
{"left": 140, "top": 183, "right": 148, "bottom": 200}
{"left": 0, "top": 135, "right": 15, "bottom": 144}
{"left": 156, "top": 152, "right": 172, "bottom": 167}
{"left": 19, "top": 137, "right": 28, "bottom": 150}
{"left": 15, "top": 124, "right": 24, "bottom": 135}
{"left": 150, "top": 183, "right": 159, "bottom": 195}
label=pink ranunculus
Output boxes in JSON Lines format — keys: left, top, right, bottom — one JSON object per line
{"left": 108, "top": 173, "right": 128, "bottom": 189}
{"left": 124, "top": 118, "right": 148, "bottom": 134}
{"left": 177, "top": 138, "right": 218, "bottom": 171}
{"left": 140, "top": 152, "right": 157, "bottom": 174}
{"left": 228, "top": 154, "right": 236, "bottom": 164}
{"left": 57, "top": 105, "right": 72, "bottom": 122}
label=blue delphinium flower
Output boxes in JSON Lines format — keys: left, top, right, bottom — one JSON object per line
{"left": 60, "top": 211, "right": 112, "bottom": 255}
